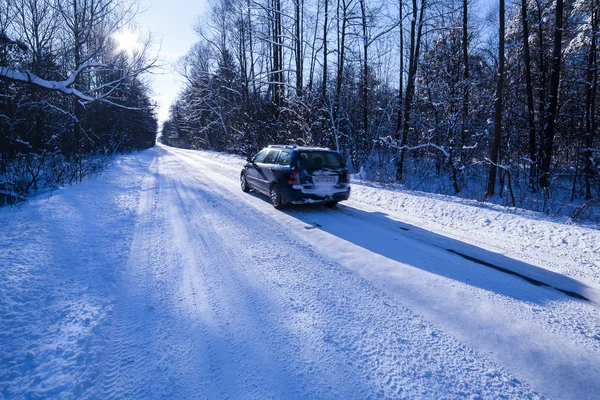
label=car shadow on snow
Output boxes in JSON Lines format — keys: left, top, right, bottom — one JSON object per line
{"left": 280, "top": 203, "right": 598, "bottom": 306}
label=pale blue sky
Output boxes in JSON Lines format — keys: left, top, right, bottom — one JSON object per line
{"left": 137, "top": 0, "right": 206, "bottom": 123}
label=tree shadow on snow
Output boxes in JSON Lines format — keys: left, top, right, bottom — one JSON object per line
{"left": 280, "top": 203, "right": 598, "bottom": 306}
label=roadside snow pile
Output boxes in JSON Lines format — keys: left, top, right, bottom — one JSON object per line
{"left": 0, "top": 152, "right": 150, "bottom": 398}
{"left": 348, "top": 182, "right": 600, "bottom": 286}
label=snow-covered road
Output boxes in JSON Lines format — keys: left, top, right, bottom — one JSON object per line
{"left": 1, "top": 144, "right": 599, "bottom": 399}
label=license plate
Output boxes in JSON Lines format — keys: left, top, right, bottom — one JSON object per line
{"left": 314, "top": 176, "right": 336, "bottom": 184}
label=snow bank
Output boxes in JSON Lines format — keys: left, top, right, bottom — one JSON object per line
{"left": 349, "top": 182, "right": 600, "bottom": 285}
{"left": 0, "top": 152, "right": 152, "bottom": 398}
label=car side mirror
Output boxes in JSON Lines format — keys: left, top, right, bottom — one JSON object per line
{"left": 246, "top": 156, "right": 253, "bottom": 163}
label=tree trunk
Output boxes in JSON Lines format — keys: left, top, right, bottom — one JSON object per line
{"left": 73, "top": 0, "right": 83, "bottom": 159}
{"left": 322, "top": 0, "right": 328, "bottom": 100}
{"left": 521, "top": 0, "right": 537, "bottom": 183}
{"left": 359, "top": 0, "right": 369, "bottom": 142}
{"left": 535, "top": 0, "right": 547, "bottom": 165}
{"left": 247, "top": 0, "right": 257, "bottom": 99}
{"left": 239, "top": 9, "right": 249, "bottom": 108}
{"left": 585, "top": 0, "right": 598, "bottom": 200}
{"left": 295, "top": 0, "right": 303, "bottom": 97}
{"left": 396, "top": 0, "right": 426, "bottom": 180}
{"left": 461, "top": 0, "right": 469, "bottom": 164}
{"left": 538, "top": 0, "right": 564, "bottom": 189}
{"left": 485, "top": 0, "right": 505, "bottom": 199}
{"left": 332, "top": 0, "right": 348, "bottom": 149}
{"left": 272, "top": 0, "right": 283, "bottom": 114}
{"left": 395, "top": 0, "right": 404, "bottom": 142}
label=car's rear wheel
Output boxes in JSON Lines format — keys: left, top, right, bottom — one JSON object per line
{"left": 270, "top": 184, "right": 284, "bottom": 209}
{"left": 324, "top": 201, "right": 338, "bottom": 208}
{"left": 240, "top": 172, "right": 250, "bottom": 192}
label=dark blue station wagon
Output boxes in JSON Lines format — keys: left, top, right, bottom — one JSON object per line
{"left": 240, "top": 145, "right": 351, "bottom": 209}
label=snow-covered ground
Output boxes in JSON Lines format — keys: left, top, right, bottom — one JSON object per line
{"left": 1, "top": 144, "right": 599, "bottom": 399}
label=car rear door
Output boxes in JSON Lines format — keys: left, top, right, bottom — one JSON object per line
{"left": 270, "top": 150, "right": 292, "bottom": 186}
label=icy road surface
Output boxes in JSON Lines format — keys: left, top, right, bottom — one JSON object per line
{"left": 1, "top": 144, "right": 600, "bottom": 399}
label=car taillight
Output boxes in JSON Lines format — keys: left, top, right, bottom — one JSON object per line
{"left": 345, "top": 171, "right": 351, "bottom": 184}
{"left": 288, "top": 169, "right": 300, "bottom": 185}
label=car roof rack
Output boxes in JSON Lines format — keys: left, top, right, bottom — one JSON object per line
{"left": 268, "top": 144, "right": 332, "bottom": 151}
{"left": 297, "top": 146, "right": 331, "bottom": 151}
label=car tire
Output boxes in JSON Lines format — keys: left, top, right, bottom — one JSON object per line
{"left": 240, "top": 172, "right": 250, "bottom": 192}
{"left": 324, "top": 201, "right": 338, "bottom": 208}
{"left": 270, "top": 184, "right": 284, "bottom": 209}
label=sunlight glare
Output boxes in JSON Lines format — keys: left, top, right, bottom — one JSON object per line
{"left": 113, "top": 29, "right": 141, "bottom": 58}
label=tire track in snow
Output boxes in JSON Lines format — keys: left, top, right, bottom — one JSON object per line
{"left": 165, "top": 148, "right": 542, "bottom": 399}
{"left": 167, "top": 145, "right": 600, "bottom": 399}
{"left": 96, "top": 155, "right": 162, "bottom": 400}
{"left": 162, "top": 151, "right": 276, "bottom": 398}
{"left": 96, "top": 153, "right": 217, "bottom": 399}
{"left": 168, "top": 154, "right": 332, "bottom": 398}
{"left": 97, "top": 149, "right": 293, "bottom": 399}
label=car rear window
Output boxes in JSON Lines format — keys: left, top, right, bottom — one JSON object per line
{"left": 299, "top": 151, "right": 345, "bottom": 169}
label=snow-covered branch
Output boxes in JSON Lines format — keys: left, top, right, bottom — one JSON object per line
{"left": 1, "top": 54, "right": 156, "bottom": 107}
{"left": 398, "top": 142, "right": 451, "bottom": 158}
{"left": 0, "top": 62, "right": 103, "bottom": 102}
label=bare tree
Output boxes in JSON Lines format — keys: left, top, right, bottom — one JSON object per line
{"left": 331, "top": 0, "right": 352, "bottom": 149}
{"left": 521, "top": 0, "right": 537, "bottom": 183}
{"left": 461, "top": 0, "right": 469, "bottom": 159}
{"left": 485, "top": 0, "right": 505, "bottom": 199}
{"left": 322, "top": 0, "right": 328, "bottom": 100}
{"left": 584, "top": 0, "right": 598, "bottom": 200}
{"left": 395, "top": 0, "right": 404, "bottom": 144}
{"left": 396, "top": 0, "right": 426, "bottom": 180}
{"left": 294, "top": 0, "right": 303, "bottom": 97}
{"left": 359, "top": 0, "right": 368, "bottom": 142}
{"left": 538, "top": 0, "right": 564, "bottom": 190}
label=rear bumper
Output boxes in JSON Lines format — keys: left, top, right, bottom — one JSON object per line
{"left": 281, "top": 185, "right": 351, "bottom": 204}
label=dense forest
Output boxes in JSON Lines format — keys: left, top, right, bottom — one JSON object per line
{"left": 0, "top": 0, "right": 157, "bottom": 206}
{"left": 162, "top": 0, "right": 599, "bottom": 218}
